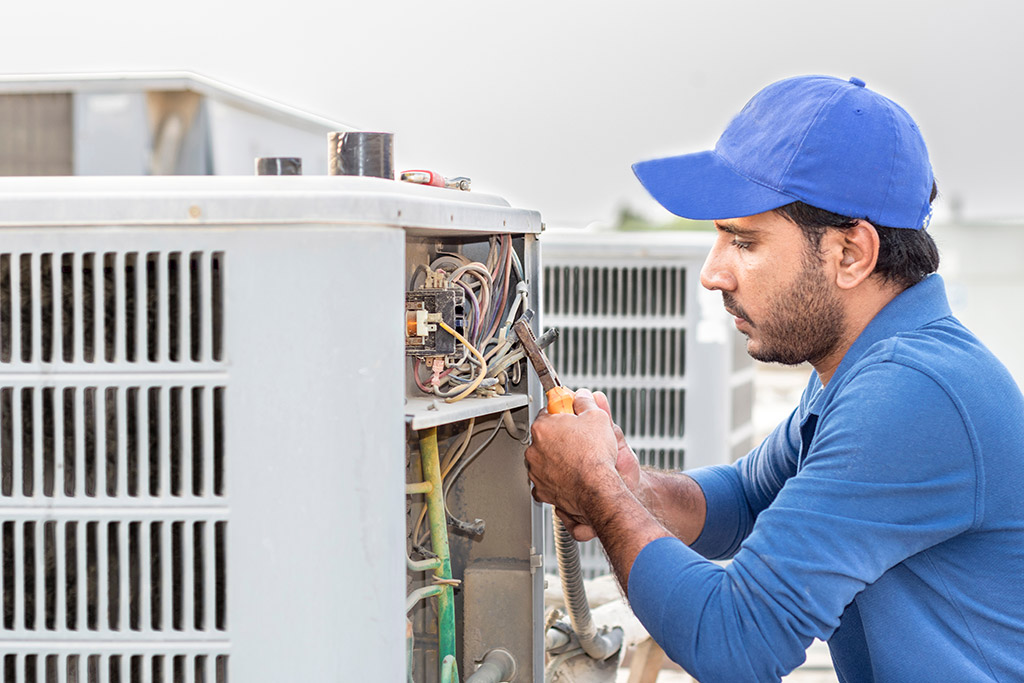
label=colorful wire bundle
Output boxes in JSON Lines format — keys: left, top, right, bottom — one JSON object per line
{"left": 411, "top": 234, "right": 528, "bottom": 402}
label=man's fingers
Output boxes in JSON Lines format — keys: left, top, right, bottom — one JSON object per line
{"left": 554, "top": 508, "right": 574, "bottom": 526}
{"left": 531, "top": 484, "right": 560, "bottom": 508}
{"left": 590, "top": 390, "right": 627, "bottom": 448}
{"left": 572, "top": 388, "right": 600, "bottom": 415}
{"left": 555, "top": 508, "right": 598, "bottom": 541}
{"left": 593, "top": 390, "right": 613, "bottom": 420}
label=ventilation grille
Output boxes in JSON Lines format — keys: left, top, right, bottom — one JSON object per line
{"left": 543, "top": 265, "right": 686, "bottom": 318}
{"left": 634, "top": 447, "right": 684, "bottom": 472}
{"left": 0, "top": 252, "right": 224, "bottom": 365}
{"left": 546, "top": 326, "right": 685, "bottom": 379}
{"left": 1, "top": 247, "right": 229, "bottom": 668}
{"left": 1, "top": 652, "right": 227, "bottom": 683}
{"left": 0, "top": 94, "right": 74, "bottom": 177}
{"left": 544, "top": 262, "right": 690, "bottom": 445}
{"left": 0, "top": 385, "right": 226, "bottom": 502}
{"left": 580, "top": 386, "right": 684, "bottom": 440}
{"left": 2, "top": 519, "right": 226, "bottom": 634}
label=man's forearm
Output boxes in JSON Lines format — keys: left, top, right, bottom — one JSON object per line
{"left": 577, "top": 472, "right": 673, "bottom": 593}
{"left": 635, "top": 468, "right": 707, "bottom": 545}
{"left": 574, "top": 468, "right": 707, "bottom": 594}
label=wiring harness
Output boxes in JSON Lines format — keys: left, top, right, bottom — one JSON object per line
{"left": 410, "top": 234, "right": 530, "bottom": 403}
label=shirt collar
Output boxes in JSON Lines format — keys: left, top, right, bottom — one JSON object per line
{"left": 805, "top": 273, "right": 952, "bottom": 414}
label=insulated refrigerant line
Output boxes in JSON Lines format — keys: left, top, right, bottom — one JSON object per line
{"left": 415, "top": 427, "right": 460, "bottom": 683}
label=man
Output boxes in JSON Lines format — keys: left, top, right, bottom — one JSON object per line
{"left": 526, "top": 75, "right": 1024, "bottom": 682}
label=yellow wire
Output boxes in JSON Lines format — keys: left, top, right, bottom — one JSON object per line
{"left": 441, "top": 418, "right": 475, "bottom": 479}
{"left": 412, "top": 419, "right": 475, "bottom": 545}
{"left": 412, "top": 489, "right": 430, "bottom": 547}
{"left": 438, "top": 321, "right": 487, "bottom": 403}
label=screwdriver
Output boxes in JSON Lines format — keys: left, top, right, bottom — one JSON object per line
{"left": 399, "top": 169, "right": 472, "bottom": 191}
{"left": 512, "top": 319, "right": 575, "bottom": 415}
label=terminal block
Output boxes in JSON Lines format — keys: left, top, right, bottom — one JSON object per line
{"left": 406, "top": 287, "right": 465, "bottom": 357}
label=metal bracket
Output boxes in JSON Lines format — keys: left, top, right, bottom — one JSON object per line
{"left": 530, "top": 547, "right": 544, "bottom": 575}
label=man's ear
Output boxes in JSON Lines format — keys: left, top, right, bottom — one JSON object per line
{"left": 832, "top": 220, "right": 879, "bottom": 290}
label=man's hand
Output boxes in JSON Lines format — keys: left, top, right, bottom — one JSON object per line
{"left": 528, "top": 388, "right": 675, "bottom": 591}
{"left": 534, "top": 389, "right": 708, "bottom": 545}
{"left": 594, "top": 390, "right": 641, "bottom": 493}
{"left": 525, "top": 389, "right": 623, "bottom": 529}
{"left": 560, "top": 390, "right": 641, "bottom": 540}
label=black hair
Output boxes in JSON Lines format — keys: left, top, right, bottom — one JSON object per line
{"left": 774, "top": 182, "right": 940, "bottom": 291}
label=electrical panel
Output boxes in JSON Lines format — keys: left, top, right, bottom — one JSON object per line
{"left": 0, "top": 175, "right": 544, "bottom": 683}
{"left": 404, "top": 224, "right": 544, "bottom": 682}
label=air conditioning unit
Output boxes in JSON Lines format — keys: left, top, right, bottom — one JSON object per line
{"left": 541, "top": 230, "right": 755, "bottom": 579}
{"left": 0, "top": 175, "right": 544, "bottom": 683}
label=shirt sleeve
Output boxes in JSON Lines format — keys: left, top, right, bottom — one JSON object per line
{"left": 627, "top": 362, "right": 979, "bottom": 682}
{"left": 688, "top": 398, "right": 803, "bottom": 560}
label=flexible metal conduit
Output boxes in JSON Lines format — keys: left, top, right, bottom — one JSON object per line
{"left": 553, "top": 516, "right": 623, "bottom": 660}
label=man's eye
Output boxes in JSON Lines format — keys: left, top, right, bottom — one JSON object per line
{"left": 731, "top": 239, "right": 751, "bottom": 250}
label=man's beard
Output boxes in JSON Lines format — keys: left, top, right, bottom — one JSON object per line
{"left": 724, "top": 255, "right": 846, "bottom": 366}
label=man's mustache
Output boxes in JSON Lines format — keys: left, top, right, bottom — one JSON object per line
{"left": 722, "top": 293, "right": 753, "bottom": 326}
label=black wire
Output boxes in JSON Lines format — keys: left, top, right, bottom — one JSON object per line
{"left": 407, "top": 263, "right": 428, "bottom": 290}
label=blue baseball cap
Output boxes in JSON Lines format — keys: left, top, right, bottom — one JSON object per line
{"left": 632, "top": 75, "right": 934, "bottom": 230}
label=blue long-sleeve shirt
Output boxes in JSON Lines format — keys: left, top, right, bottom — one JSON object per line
{"left": 627, "top": 275, "right": 1024, "bottom": 682}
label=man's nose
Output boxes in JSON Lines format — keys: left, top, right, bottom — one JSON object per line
{"left": 700, "top": 246, "right": 737, "bottom": 292}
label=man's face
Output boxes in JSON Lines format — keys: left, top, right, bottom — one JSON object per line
{"left": 700, "top": 211, "right": 846, "bottom": 366}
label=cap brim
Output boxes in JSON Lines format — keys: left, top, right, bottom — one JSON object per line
{"left": 632, "top": 150, "right": 798, "bottom": 220}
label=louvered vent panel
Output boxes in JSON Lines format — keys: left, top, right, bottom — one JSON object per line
{"left": 1, "top": 652, "right": 228, "bottom": 683}
{"left": 0, "top": 385, "right": 226, "bottom": 501}
{"left": 1, "top": 249, "right": 229, "bottom": 677}
{"left": 0, "top": 251, "right": 224, "bottom": 366}
{"left": 543, "top": 264, "right": 685, "bottom": 318}
{"left": 633, "top": 448, "right": 684, "bottom": 472}
{"left": 1, "top": 520, "right": 226, "bottom": 634}
{"left": 572, "top": 385, "right": 685, "bottom": 440}
{"left": 545, "top": 327, "right": 685, "bottom": 379}
{"left": 0, "top": 94, "right": 74, "bottom": 177}
{"left": 544, "top": 263, "right": 689, "bottom": 446}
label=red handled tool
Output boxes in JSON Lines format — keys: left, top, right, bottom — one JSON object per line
{"left": 400, "top": 169, "right": 445, "bottom": 187}
{"left": 400, "top": 170, "right": 472, "bottom": 191}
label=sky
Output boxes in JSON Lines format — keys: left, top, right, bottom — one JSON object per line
{"left": 2, "top": 0, "right": 1022, "bottom": 228}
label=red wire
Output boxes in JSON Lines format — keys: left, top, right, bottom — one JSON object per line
{"left": 413, "top": 358, "right": 432, "bottom": 392}
{"left": 413, "top": 357, "right": 454, "bottom": 393}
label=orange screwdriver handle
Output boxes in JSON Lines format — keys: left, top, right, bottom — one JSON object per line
{"left": 545, "top": 386, "right": 576, "bottom": 415}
